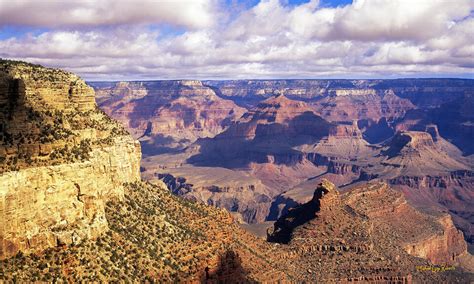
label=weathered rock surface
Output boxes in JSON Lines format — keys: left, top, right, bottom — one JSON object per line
{"left": 95, "top": 78, "right": 474, "bottom": 247}
{"left": 0, "top": 60, "right": 141, "bottom": 259}
{"left": 267, "top": 179, "right": 473, "bottom": 282}
{"left": 91, "top": 80, "right": 245, "bottom": 156}
{"left": 345, "top": 182, "right": 470, "bottom": 267}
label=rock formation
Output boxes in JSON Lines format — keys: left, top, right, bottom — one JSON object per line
{"left": 94, "top": 78, "right": 474, "bottom": 247}
{"left": 91, "top": 80, "right": 245, "bottom": 156}
{"left": 345, "top": 182, "right": 470, "bottom": 267}
{"left": 2, "top": 61, "right": 473, "bottom": 283}
{"left": 267, "top": 179, "right": 473, "bottom": 282}
{"left": 0, "top": 60, "right": 141, "bottom": 259}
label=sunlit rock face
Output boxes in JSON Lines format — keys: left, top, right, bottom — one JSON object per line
{"left": 267, "top": 180, "right": 472, "bottom": 281}
{"left": 94, "top": 78, "right": 474, "bottom": 245}
{"left": 0, "top": 60, "right": 141, "bottom": 259}
{"left": 92, "top": 80, "right": 246, "bottom": 156}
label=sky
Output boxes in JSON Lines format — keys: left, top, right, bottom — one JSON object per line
{"left": 0, "top": 0, "right": 473, "bottom": 80}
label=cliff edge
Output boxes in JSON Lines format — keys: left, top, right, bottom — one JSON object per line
{"left": 0, "top": 60, "right": 141, "bottom": 259}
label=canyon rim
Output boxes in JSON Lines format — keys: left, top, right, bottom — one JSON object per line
{"left": 1, "top": 0, "right": 474, "bottom": 282}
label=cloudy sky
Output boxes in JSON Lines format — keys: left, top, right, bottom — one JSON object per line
{"left": 0, "top": 0, "right": 473, "bottom": 80}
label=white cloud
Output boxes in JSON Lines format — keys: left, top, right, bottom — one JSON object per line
{"left": 0, "top": 0, "right": 472, "bottom": 79}
{"left": 328, "top": 0, "right": 472, "bottom": 41}
{"left": 0, "top": 0, "right": 217, "bottom": 29}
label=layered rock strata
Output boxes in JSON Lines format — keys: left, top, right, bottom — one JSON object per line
{"left": 93, "top": 80, "right": 245, "bottom": 156}
{"left": 345, "top": 182, "right": 469, "bottom": 266}
{"left": 266, "top": 179, "right": 472, "bottom": 282}
{"left": 0, "top": 60, "right": 141, "bottom": 259}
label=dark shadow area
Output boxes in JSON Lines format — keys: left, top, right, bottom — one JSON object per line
{"left": 140, "top": 134, "right": 191, "bottom": 157}
{"left": 267, "top": 183, "right": 329, "bottom": 244}
{"left": 380, "top": 132, "right": 412, "bottom": 158}
{"left": 187, "top": 111, "right": 331, "bottom": 169}
{"left": 138, "top": 121, "right": 153, "bottom": 139}
{"left": 431, "top": 93, "right": 474, "bottom": 155}
{"left": 157, "top": 173, "right": 193, "bottom": 195}
{"left": 203, "top": 250, "right": 250, "bottom": 283}
{"left": 266, "top": 194, "right": 299, "bottom": 221}
{"left": 7, "top": 78, "right": 20, "bottom": 119}
{"left": 389, "top": 93, "right": 474, "bottom": 156}
{"left": 359, "top": 118, "right": 395, "bottom": 144}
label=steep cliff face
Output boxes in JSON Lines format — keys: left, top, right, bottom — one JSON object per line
{"left": 403, "top": 215, "right": 468, "bottom": 265}
{"left": 94, "top": 79, "right": 474, "bottom": 245}
{"left": 344, "top": 182, "right": 469, "bottom": 266}
{"left": 91, "top": 80, "right": 245, "bottom": 156}
{"left": 0, "top": 60, "right": 141, "bottom": 260}
{"left": 266, "top": 179, "right": 471, "bottom": 282}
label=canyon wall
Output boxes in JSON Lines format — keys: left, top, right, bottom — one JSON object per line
{"left": 345, "top": 183, "right": 469, "bottom": 266}
{"left": 94, "top": 78, "right": 474, "bottom": 247}
{"left": 0, "top": 60, "right": 141, "bottom": 259}
{"left": 0, "top": 136, "right": 140, "bottom": 259}
{"left": 203, "top": 79, "right": 473, "bottom": 107}
{"left": 92, "top": 80, "right": 245, "bottom": 156}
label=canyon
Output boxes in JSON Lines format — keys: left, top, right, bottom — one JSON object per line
{"left": 0, "top": 60, "right": 472, "bottom": 282}
{"left": 92, "top": 79, "right": 474, "bottom": 247}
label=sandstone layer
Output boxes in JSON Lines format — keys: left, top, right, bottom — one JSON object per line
{"left": 267, "top": 179, "right": 473, "bottom": 282}
{"left": 0, "top": 60, "right": 141, "bottom": 259}
{"left": 92, "top": 80, "right": 245, "bottom": 156}
{"left": 94, "top": 78, "right": 474, "bottom": 247}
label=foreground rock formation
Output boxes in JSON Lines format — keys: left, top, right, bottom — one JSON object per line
{"left": 2, "top": 180, "right": 472, "bottom": 282}
{"left": 266, "top": 179, "right": 472, "bottom": 282}
{"left": 344, "top": 182, "right": 470, "bottom": 266}
{"left": 0, "top": 60, "right": 141, "bottom": 259}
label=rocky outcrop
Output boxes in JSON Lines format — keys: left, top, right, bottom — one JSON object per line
{"left": 0, "top": 60, "right": 141, "bottom": 259}
{"left": 345, "top": 182, "right": 469, "bottom": 266}
{"left": 267, "top": 179, "right": 339, "bottom": 244}
{"left": 0, "top": 61, "right": 95, "bottom": 116}
{"left": 154, "top": 172, "right": 272, "bottom": 223}
{"left": 0, "top": 136, "right": 140, "bottom": 259}
{"left": 265, "top": 179, "right": 466, "bottom": 282}
{"left": 91, "top": 80, "right": 245, "bottom": 156}
{"left": 403, "top": 215, "right": 467, "bottom": 264}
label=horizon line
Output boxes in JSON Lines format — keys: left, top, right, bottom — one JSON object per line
{"left": 86, "top": 77, "right": 474, "bottom": 83}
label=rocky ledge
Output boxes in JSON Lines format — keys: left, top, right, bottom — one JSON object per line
{"left": 0, "top": 60, "right": 141, "bottom": 259}
{"left": 267, "top": 179, "right": 473, "bottom": 280}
